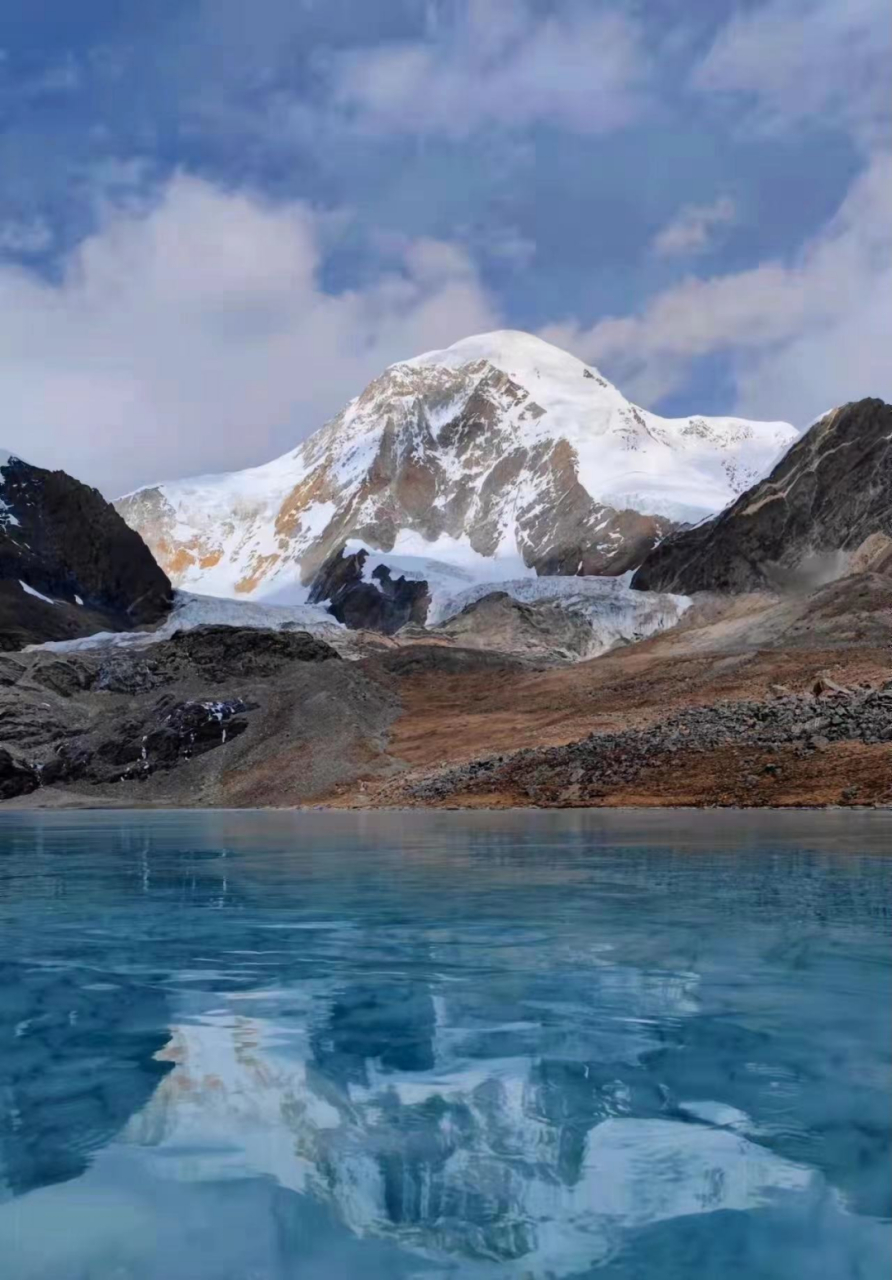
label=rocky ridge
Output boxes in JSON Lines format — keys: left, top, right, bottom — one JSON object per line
{"left": 1, "top": 452, "right": 172, "bottom": 651}
{"left": 632, "top": 398, "right": 892, "bottom": 595}
{"left": 431, "top": 590, "right": 610, "bottom": 662}
{"left": 308, "top": 547, "right": 431, "bottom": 635}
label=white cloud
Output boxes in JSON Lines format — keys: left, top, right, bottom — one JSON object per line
{"left": 0, "top": 174, "right": 499, "bottom": 496}
{"left": 693, "top": 0, "right": 890, "bottom": 150}
{"left": 541, "top": 0, "right": 891, "bottom": 423}
{"left": 652, "top": 196, "right": 735, "bottom": 258}
{"left": 328, "top": 1, "right": 649, "bottom": 137}
{"left": 0, "top": 216, "right": 54, "bottom": 256}
{"left": 541, "top": 153, "right": 892, "bottom": 425}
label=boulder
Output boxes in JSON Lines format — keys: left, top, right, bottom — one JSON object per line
{"left": 813, "top": 674, "right": 851, "bottom": 697}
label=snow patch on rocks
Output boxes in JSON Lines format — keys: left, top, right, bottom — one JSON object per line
{"left": 19, "top": 580, "right": 56, "bottom": 606}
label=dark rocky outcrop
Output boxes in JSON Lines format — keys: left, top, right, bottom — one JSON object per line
{"left": 19, "top": 696, "right": 259, "bottom": 789}
{"left": 632, "top": 399, "right": 892, "bottom": 595}
{"left": 144, "top": 698, "right": 255, "bottom": 762}
{"left": 309, "top": 547, "right": 430, "bottom": 634}
{"left": 12, "top": 625, "right": 340, "bottom": 703}
{"left": 0, "top": 747, "right": 39, "bottom": 800}
{"left": 132, "top": 624, "right": 340, "bottom": 687}
{"left": 0, "top": 453, "right": 172, "bottom": 651}
{"left": 67, "top": 696, "right": 258, "bottom": 784}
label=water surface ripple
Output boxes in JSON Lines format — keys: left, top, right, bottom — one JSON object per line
{"left": 0, "top": 810, "right": 889, "bottom": 1279}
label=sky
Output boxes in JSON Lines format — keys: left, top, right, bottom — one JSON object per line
{"left": 0, "top": 0, "right": 888, "bottom": 495}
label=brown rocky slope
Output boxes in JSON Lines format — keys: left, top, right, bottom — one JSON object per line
{"left": 326, "top": 568, "right": 892, "bottom": 810}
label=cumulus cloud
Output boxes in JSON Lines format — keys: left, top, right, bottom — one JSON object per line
{"left": 328, "top": 0, "right": 649, "bottom": 137}
{"left": 652, "top": 196, "right": 736, "bottom": 258}
{"left": 542, "top": 154, "right": 892, "bottom": 425}
{"left": 563, "top": 0, "right": 891, "bottom": 419}
{"left": 0, "top": 174, "right": 499, "bottom": 495}
{"left": 693, "top": 0, "right": 890, "bottom": 150}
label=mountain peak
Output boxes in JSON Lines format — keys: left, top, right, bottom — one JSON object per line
{"left": 117, "top": 330, "right": 798, "bottom": 605}
{"left": 404, "top": 328, "right": 606, "bottom": 384}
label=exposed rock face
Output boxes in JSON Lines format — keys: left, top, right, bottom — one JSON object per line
{"left": 632, "top": 399, "right": 892, "bottom": 595}
{"left": 434, "top": 591, "right": 601, "bottom": 662}
{"left": 309, "top": 548, "right": 430, "bottom": 635}
{"left": 0, "top": 747, "right": 40, "bottom": 800}
{"left": 145, "top": 624, "right": 340, "bottom": 685}
{"left": 0, "top": 453, "right": 172, "bottom": 651}
{"left": 116, "top": 331, "right": 794, "bottom": 600}
{"left": 40, "top": 697, "right": 259, "bottom": 787}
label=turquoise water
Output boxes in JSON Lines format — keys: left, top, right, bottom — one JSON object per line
{"left": 0, "top": 809, "right": 889, "bottom": 1279}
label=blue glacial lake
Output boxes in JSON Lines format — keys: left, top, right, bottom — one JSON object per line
{"left": 0, "top": 809, "right": 890, "bottom": 1279}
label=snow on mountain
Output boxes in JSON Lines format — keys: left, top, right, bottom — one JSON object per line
{"left": 408, "top": 331, "right": 794, "bottom": 518}
{"left": 19, "top": 579, "right": 57, "bottom": 605}
{"left": 0, "top": 448, "right": 25, "bottom": 527}
{"left": 29, "top": 576, "right": 688, "bottom": 666}
{"left": 116, "top": 330, "right": 797, "bottom": 603}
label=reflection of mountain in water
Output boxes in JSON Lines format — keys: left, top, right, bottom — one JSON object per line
{"left": 123, "top": 961, "right": 816, "bottom": 1277}
{"left": 0, "top": 960, "right": 171, "bottom": 1200}
{"left": 312, "top": 978, "right": 437, "bottom": 1083}
{"left": 2, "top": 812, "right": 888, "bottom": 1277}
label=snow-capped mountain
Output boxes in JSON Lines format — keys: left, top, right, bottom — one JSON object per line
{"left": 116, "top": 331, "right": 796, "bottom": 603}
